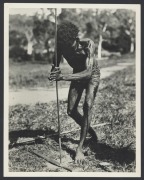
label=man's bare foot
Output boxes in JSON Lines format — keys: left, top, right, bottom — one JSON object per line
{"left": 75, "top": 149, "right": 85, "bottom": 164}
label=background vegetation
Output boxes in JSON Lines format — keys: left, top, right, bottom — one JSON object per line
{"left": 9, "top": 8, "right": 135, "bottom": 63}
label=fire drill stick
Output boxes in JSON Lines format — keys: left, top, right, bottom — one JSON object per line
{"left": 55, "top": 8, "right": 62, "bottom": 164}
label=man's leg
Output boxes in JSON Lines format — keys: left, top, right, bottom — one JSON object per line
{"left": 75, "top": 81, "right": 99, "bottom": 163}
{"left": 67, "top": 82, "right": 98, "bottom": 141}
{"left": 67, "top": 81, "right": 84, "bottom": 129}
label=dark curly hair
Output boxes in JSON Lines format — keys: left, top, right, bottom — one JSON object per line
{"left": 57, "top": 21, "right": 79, "bottom": 46}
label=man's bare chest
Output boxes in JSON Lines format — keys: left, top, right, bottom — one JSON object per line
{"left": 62, "top": 48, "right": 87, "bottom": 70}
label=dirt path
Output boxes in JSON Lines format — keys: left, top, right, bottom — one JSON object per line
{"left": 9, "top": 62, "right": 134, "bottom": 106}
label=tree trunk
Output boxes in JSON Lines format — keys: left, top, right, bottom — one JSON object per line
{"left": 27, "top": 41, "right": 33, "bottom": 55}
{"left": 98, "top": 23, "right": 107, "bottom": 60}
{"left": 24, "top": 27, "right": 34, "bottom": 61}
{"left": 27, "top": 41, "right": 34, "bottom": 62}
{"left": 130, "top": 42, "right": 134, "bottom": 53}
{"left": 130, "top": 38, "right": 135, "bottom": 53}
{"left": 98, "top": 35, "right": 102, "bottom": 59}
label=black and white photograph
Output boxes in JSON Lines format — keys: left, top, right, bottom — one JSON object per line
{"left": 4, "top": 3, "right": 141, "bottom": 177}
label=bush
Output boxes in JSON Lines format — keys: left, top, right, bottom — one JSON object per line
{"left": 9, "top": 46, "right": 28, "bottom": 62}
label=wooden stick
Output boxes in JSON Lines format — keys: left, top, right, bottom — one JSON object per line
{"left": 28, "top": 148, "right": 72, "bottom": 172}
{"left": 54, "top": 8, "right": 62, "bottom": 164}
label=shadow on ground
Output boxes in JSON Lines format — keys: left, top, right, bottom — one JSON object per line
{"left": 9, "top": 128, "right": 76, "bottom": 160}
{"left": 9, "top": 128, "right": 135, "bottom": 165}
{"left": 86, "top": 139, "right": 135, "bottom": 165}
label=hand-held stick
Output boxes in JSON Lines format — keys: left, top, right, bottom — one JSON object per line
{"left": 55, "top": 8, "right": 62, "bottom": 164}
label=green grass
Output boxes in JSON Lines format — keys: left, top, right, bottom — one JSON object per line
{"left": 9, "top": 53, "right": 135, "bottom": 89}
{"left": 9, "top": 64, "right": 136, "bottom": 172}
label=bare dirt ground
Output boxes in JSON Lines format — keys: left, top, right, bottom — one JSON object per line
{"left": 9, "top": 62, "right": 134, "bottom": 106}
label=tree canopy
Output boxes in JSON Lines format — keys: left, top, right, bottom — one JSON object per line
{"left": 9, "top": 8, "right": 136, "bottom": 62}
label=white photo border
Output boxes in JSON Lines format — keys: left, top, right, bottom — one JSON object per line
{"left": 4, "top": 3, "right": 141, "bottom": 177}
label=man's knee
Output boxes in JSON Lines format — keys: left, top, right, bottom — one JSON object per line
{"left": 67, "top": 108, "right": 77, "bottom": 117}
{"left": 67, "top": 108, "right": 72, "bottom": 117}
{"left": 83, "top": 99, "right": 93, "bottom": 112}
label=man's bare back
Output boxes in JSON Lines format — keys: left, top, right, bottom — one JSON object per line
{"left": 49, "top": 21, "right": 100, "bottom": 163}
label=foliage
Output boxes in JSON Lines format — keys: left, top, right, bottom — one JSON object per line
{"left": 9, "top": 8, "right": 136, "bottom": 62}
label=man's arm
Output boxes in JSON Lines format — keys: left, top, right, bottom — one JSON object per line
{"left": 62, "top": 40, "right": 95, "bottom": 81}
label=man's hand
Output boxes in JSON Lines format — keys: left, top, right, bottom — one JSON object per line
{"left": 48, "top": 67, "right": 63, "bottom": 82}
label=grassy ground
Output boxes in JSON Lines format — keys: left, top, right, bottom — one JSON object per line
{"left": 9, "top": 53, "right": 135, "bottom": 89}
{"left": 9, "top": 64, "right": 136, "bottom": 172}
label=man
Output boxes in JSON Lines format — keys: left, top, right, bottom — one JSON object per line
{"left": 49, "top": 21, "right": 100, "bottom": 163}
